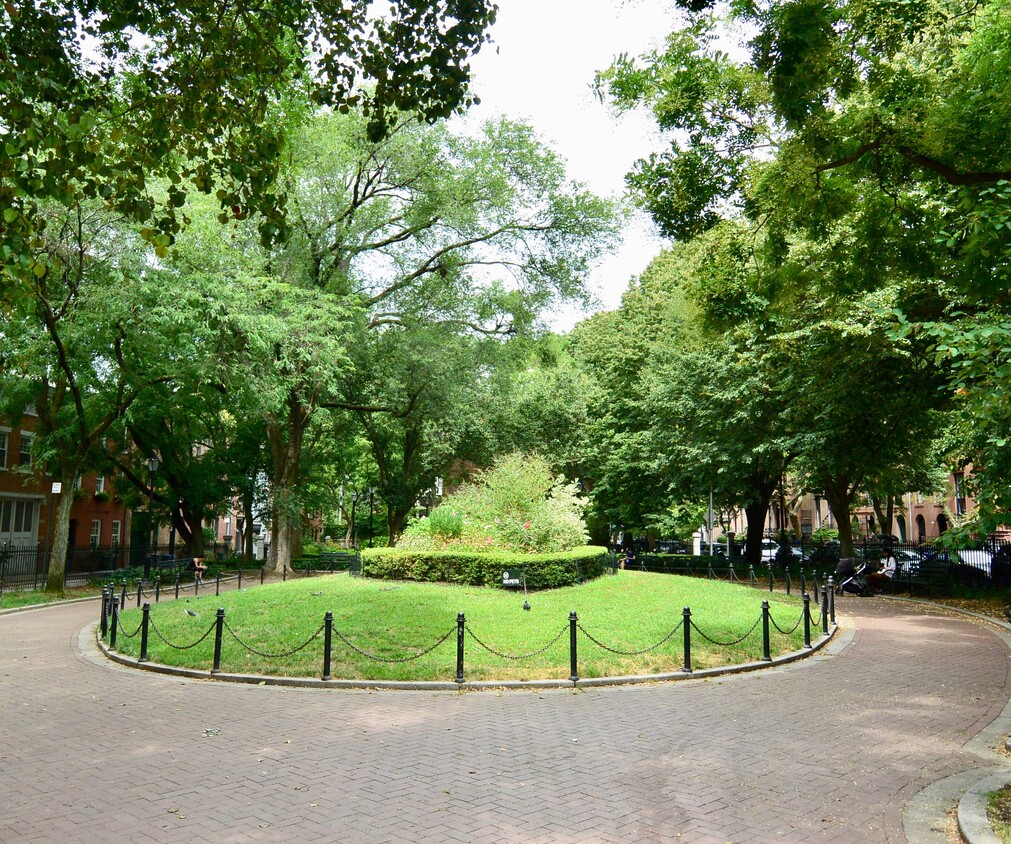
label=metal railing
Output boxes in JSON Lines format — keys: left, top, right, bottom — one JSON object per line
{"left": 99, "top": 578, "right": 836, "bottom": 684}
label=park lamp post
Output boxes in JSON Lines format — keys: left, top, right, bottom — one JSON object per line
{"left": 351, "top": 491, "right": 358, "bottom": 549}
{"left": 368, "top": 486, "right": 375, "bottom": 548}
{"left": 146, "top": 456, "right": 159, "bottom": 580}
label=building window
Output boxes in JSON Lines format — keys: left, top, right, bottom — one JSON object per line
{"left": 74, "top": 474, "right": 83, "bottom": 490}
{"left": 18, "top": 432, "right": 33, "bottom": 467}
{"left": 90, "top": 519, "right": 101, "bottom": 548}
{"left": 111, "top": 520, "right": 121, "bottom": 546}
{"left": 0, "top": 429, "right": 8, "bottom": 468}
{"left": 954, "top": 472, "right": 966, "bottom": 517}
{"left": 0, "top": 498, "right": 39, "bottom": 544}
{"left": 95, "top": 476, "right": 105, "bottom": 495}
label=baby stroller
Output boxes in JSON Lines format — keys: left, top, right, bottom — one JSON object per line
{"left": 834, "top": 557, "right": 870, "bottom": 596}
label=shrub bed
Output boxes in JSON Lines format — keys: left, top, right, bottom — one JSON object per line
{"left": 360, "top": 545, "right": 610, "bottom": 589}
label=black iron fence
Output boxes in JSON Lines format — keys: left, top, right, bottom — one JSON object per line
{"left": 100, "top": 578, "right": 837, "bottom": 684}
{"left": 0, "top": 541, "right": 251, "bottom": 592}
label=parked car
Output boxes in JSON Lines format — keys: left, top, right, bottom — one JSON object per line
{"left": 760, "top": 539, "right": 802, "bottom": 562}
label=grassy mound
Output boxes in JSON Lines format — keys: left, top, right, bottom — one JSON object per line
{"left": 113, "top": 571, "right": 816, "bottom": 682}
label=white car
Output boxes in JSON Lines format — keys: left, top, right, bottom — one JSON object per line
{"left": 760, "top": 540, "right": 802, "bottom": 562}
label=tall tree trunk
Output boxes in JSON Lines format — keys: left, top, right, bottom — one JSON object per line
{"left": 44, "top": 477, "right": 77, "bottom": 592}
{"left": 264, "top": 394, "right": 309, "bottom": 573}
{"left": 744, "top": 499, "right": 771, "bottom": 567}
{"left": 387, "top": 506, "right": 410, "bottom": 546}
{"left": 823, "top": 477, "right": 855, "bottom": 558}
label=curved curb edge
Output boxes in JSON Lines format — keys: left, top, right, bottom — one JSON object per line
{"left": 85, "top": 620, "right": 839, "bottom": 693}
{"left": 895, "top": 598, "right": 1011, "bottom": 843}
{"left": 959, "top": 769, "right": 1011, "bottom": 844}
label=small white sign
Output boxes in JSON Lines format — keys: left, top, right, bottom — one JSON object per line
{"left": 51, "top": 482, "right": 62, "bottom": 494}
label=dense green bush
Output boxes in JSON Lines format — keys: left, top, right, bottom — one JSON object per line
{"left": 360, "top": 545, "right": 610, "bottom": 589}
{"left": 398, "top": 453, "right": 588, "bottom": 553}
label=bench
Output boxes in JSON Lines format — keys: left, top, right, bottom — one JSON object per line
{"left": 316, "top": 550, "right": 362, "bottom": 575}
{"left": 889, "top": 561, "right": 952, "bottom": 597}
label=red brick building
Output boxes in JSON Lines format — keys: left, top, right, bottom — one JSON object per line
{"left": 0, "top": 409, "right": 131, "bottom": 551}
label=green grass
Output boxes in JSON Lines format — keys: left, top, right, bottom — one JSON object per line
{"left": 991, "top": 785, "right": 1011, "bottom": 843}
{"left": 111, "top": 571, "right": 818, "bottom": 683}
{"left": 1, "top": 586, "right": 102, "bottom": 609}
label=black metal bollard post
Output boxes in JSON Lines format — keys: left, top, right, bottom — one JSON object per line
{"left": 216, "top": 571, "right": 221, "bottom": 596}
{"left": 749, "top": 565, "right": 756, "bottom": 587}
{"left": 821, "top": 588, "right": 829, "bottom": 635}
{"left": 813, "top": 572, "right": 820, "bottom": 605}
{"left": 109, "top": 597, "right": 119, "bottom": 650}
{"left": 155, "top": 574, "right": 161, "bottom": 603}
{"left": 707, "top": 560, "right": 715, "bottom": 579}
{"left": 728, "top": 561, "right": 735, "bottom": 581}
{"left": 119, "top": 581, "right": 127, "bottom": 615}
{"left": 800, "top": 568, "right": 807, "bottom": 596}
{"left": 100, "top": 585, "right": 109, "bottom": 639}
{"left": 175, "top": 572, "right": 180, "bottom": 600}
{"left": 568, "top": 611, "right": 579, "bottom": 683}
{"left": 211, "top": 608, "right": 225, "bottom": 674}
{"left": 260, "top": 567, "right": 265, "bottom": 586}
{"left": 238, "top": 569, "right": 243, "bottom": 590}
{"left": 139, "top": 603, "right": 151, "bottom": 662}
{"left": 455, "top": 613, "right": 465, "bottom": 684}
{"left": 682, "top": 607, "right": 692, "bottom": 673}
{"left": 828, "top": 576, "right": 835, "bottom": 623}
{"left": 283, "top": 565, "right": 287, "bottom": 582}
{"left": 785, "top": 568, "right": 791, "bottom": 596}
{"left": 322, "top": 611, "right": 333, "bottom": 681}
{"left": 136, "top": 581, "right": 142, "bottom": 608}
{"left": 769, "top": 567, "right": 774, "bottom": 592}
{"left": 803, "top": 594, "right": 812, "bottom": 648}
{"left": 761, "top": 600, "right": 771, "bottom": 661}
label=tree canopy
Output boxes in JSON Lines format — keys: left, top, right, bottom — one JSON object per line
{"left": 1, "top": 0, "right": 497, "bottom": 297}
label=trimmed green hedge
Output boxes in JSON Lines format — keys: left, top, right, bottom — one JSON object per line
{"left": 359, "top": 545, "right": 611, "bottom": 590}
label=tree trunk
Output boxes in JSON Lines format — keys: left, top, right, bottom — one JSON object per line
{"left": 264, "top": 396, "right": 309, "bottom": 573}
{"left": 44, "top": 481, "right": 76, "bottom": 592}
{"left": 387, "top": 506, "right": 410, "bottom": 546}
{"left": 744, "top": 499, "right": 771, "bottom": 567}
{"left": 823, "top": 478, "right": 855, "bottom": 558}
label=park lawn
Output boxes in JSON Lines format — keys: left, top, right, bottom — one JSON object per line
{"left": 112, "top": 571, "right": 816, "bottom": 682}
{"left": 1, "top": 586, "right": 102, "bottom": 610}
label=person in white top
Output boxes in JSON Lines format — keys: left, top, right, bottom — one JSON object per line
{"left": 868, "top": 548, "right": 898, "bottom": 592}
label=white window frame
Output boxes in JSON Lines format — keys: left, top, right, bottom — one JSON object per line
{"left": 0, "top": 428, "right": 8, "bottom": 469}
{"left": 90, "top": 519, "right": 101, "bottom": 548}
{"left": 111, "top": 520, "right": 122, "bottom": 546}
{"left": 95, "top": 476, "right": 105, "bottom": 494}
{"left": 18, "top": 431, "right": 33, "bottom": 467}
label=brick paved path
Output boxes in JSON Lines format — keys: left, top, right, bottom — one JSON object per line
{"left": 1, "top": 595, "right": 1008, "bottom": 843}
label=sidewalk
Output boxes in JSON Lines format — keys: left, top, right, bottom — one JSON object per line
{"left": 1, "top": 594, "right": 1008, "bottom": 842}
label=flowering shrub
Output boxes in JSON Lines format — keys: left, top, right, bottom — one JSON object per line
{"left": 399, "top": 453, "right": 588, "bottom": 553}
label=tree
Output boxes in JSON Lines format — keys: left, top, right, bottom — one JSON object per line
{"left": 0, "top": 203, "right": 176, "bottom": 590}
{"left": 1, "top": 0, "right": 497, "bottom": 292}
{"left": 180, "top": 111, "right": 619, "bottom": 568}
{"left": 595, "top": 0, "right": 1005, "bottom": 541}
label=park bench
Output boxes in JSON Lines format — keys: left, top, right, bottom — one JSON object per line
{"left": 889, "top": 560, "right": 952, "bottom": 597}
{"left": 317, "top": 549, "right": 362, "bottom": 575}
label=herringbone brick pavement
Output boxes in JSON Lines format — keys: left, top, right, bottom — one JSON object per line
{"left": 0, "top": 595, "right": 1008, "bottom": 842}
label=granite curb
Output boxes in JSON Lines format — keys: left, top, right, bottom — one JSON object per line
{"left": 87, "top": 617, "right": 840, "bottom": 692}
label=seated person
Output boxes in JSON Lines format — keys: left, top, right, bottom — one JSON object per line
{"left": 193, "top": 555, "right": 208, "bottom": 584}
{"left": 866, "top": 549, "right": 898, "bottom": 592}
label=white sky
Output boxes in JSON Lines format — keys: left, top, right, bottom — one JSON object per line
{"left": 459, "top": 0, "right": 680, "bottom": 331}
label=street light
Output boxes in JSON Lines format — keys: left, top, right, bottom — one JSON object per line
{"left": 351, "top": 492, "right": 358, "bottom": 548}
{"left": 368, "top": 487, "right": 375, "bottom": 548}
{"left": 146, "top": 456, "right": 159, "bottom": 580}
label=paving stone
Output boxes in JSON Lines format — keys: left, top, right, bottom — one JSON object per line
{"left": 1, "top": 596, "right": 1009, "bottom": 841}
